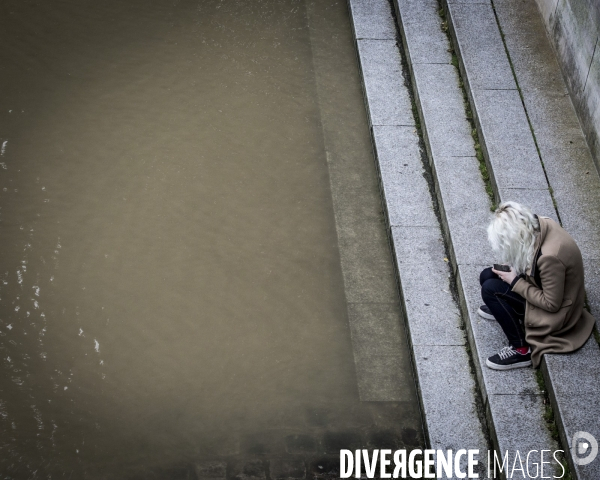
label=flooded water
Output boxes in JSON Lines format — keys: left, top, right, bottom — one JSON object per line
{"left": 0, "top": 0, "right": 422, "bottom": 478}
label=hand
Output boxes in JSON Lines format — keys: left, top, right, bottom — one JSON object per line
{"left": 492, "top": 266, "right": 517, "bottom": 285}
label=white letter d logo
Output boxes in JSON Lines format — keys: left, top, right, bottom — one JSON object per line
{"left": 571, "top": 431, "right": 598, "bottom": 466}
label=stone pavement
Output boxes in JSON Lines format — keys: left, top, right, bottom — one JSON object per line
{"left": 348, "top": 0, "right": 489, "bottom": 477}
{"left": 348, "top": 0, "right": 600, "bottom": 478}
{"left": 392, "top": 0, "right": 557, "bottom": 470}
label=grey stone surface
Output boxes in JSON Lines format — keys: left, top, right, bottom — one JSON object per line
{"left": 472, "top": 88, "right": 548, "bottom": 190}
{"left": 392, "top": 0, "right": 551, "bottom": 462}
{"left": 352, "top": 2, "right": 488, "bottom": 457}
{"left": 372, "top": 125, "right": 439, "bottom": 227}
{"left": 354, "top": 351, "right": 416, "bottom": 402}
{"left": 552, "top": 0, "right": 599, "bottom": 92}
{"left": 583, "top": 258, "right": 600, "bottom": 322}
{"left": 494, "top": 0, "right": 568, "bottom": 94}
{"left": 412, "top": 64, "right": 474, "bottom": 158}
{"left": 390, "top": 227, "right": 465, "bottom": 346}
{"left": 532, "top": 0, "right": 560, "bottom": 26}
{"left": 550, "top": 390, "right": 600, "bottom": 480}
{"left": 494, "top": 0, "right": 600, "bottom": 331}
{"left": 532, "top": 0, "right": 600, "bottom": 168}
{"left": 533, "top": 146, "right": 600, "bottom": 227}
{"left": 413, "top": 345, "right": 487, "bottom": 454}
{"left": 531, "top": 138, "right": 597, "bottom": 181}
{"left": 497, "top": 188, "right": 558, "bottom": 222}
{"left": 390, "top": 225, "right": 446, "bottom": 265}
{"left": 442, "top": 210, "right": 491, "bottom": 269}
{"left": 348, "top": 0, "right": 397, "bottom": 40}
{"left": 356, "top": 40, "right": 414, "bottom": 126}
{"left": 523, "top": 93, "right": 600, "bottom": 235}
{"left": 583, "top": 265, "right": 600, "bottom": 333}
{"left": 501, "top": 32, "right": 569, "bottom": 94}
{"left": 446, "top": 0, "right": 491, "bottom": 3}
{"left": 397, "top": 263, "right": 465, "bottom": 346}
{"left": 537, "top": 148, "right": 600, "bottom": 223}
{"left": 487, "top": 394, "right": 558, "bottom": 459}
{"left": 347, "top": 302, "right": 407, "bottom": 357}
{"left": 493, "top": 0, "right": 552, "bottom": 35}
{"left": 382, "top": 0, "right": 590, "bottom": 467}
{"left": 523, "top": 89, "right": 585, "bottom": 137}
{"left": 494, "top": 0, "right": 600, "bottom": 258}
{"left": 543, "top": 339, "right": 600, "bottom": 397}
{"left": 398, "top": 0, "right": 600, "bottom": 469}
{"left": 586, "top": 41, "right": 600, "bottom": 166}
{"left": 457, "top": 263, "right": 541, "bottom": 399}
{"left": 516, "top": 89, "right": 600, "bottom": 252}
{"left": 564, "top": 226, "right": 600, "bottom": 262}
{"left": 446, "top": 3, "right": 515, "bottom": 90}
{"left": 431, "top": 156, "right": 493, "bottom": 267}
{"left": 394, "top": 0, "right": 452, "bottom": 65}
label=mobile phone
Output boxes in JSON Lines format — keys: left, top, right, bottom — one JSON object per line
{"left": 493, "top": 264, "right": 511, "bottom": 272}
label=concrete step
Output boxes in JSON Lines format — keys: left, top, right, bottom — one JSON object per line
{"left": 490, "top": 2, "right": 600, "bottom": 478}
{"left": 392, "top": 0, "right": 600, "bottom": 477}
{"left": 391, "top": 0, "right": 558, "bottom": 474}
{"left": 347, "top": 0, "right": 489, "bottom": 473}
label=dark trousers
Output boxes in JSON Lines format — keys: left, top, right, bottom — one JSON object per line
{"left": 480, "top": 267, "right": 528, "bottom": 348}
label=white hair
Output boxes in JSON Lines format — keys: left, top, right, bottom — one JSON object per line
{"left": 487, "top": 201, "right": 540, "bottom": 275}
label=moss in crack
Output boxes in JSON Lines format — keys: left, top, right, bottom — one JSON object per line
{"left": 438, "top": 7, "right": 448, "bottom": 28}
{"left": 472, "top": 129, "right": 496, "bottom": 210}
{"left": 411, "top": 102, "right": 421, "bottom": 132}
{"left": 534, "top": 371, "right": 559, "bottom": 441}
{"left": 437, "top": 2, "right": 495, "bottom": 210}
{"left": 553, "top": 451, "right": 574, "bottom": 480}
{"left": 451, "top": 53, "right": 459, "bottom": 69}
{"left": 535, "top": 370, "right": 574, "bottom": 480}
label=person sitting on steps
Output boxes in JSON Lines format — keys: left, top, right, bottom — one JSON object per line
{"left": 478, "top": 201, "right": 595, "bottom": 370}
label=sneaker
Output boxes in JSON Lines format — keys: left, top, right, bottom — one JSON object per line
{"left": 486, "top": 346, "right": 532, "bottom": 370}
{"left": 477, "top": 305, "right": 495, "bottom": 320}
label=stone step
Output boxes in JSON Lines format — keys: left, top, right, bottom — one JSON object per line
{"left": 393, "top": 0, "right": 600, "bottom": 477}
{"left": 490, "top": 2, "right": 600, "bottom": 478}
{"left": 391, "top": 0, "right": 558, "bottom": 472}
{"left": 347, "top": 0, "right": 489, "bottom": 471}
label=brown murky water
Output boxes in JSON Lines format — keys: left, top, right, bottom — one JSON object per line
{"left": 0, "top": 0, "right": 422, "bottom": 478}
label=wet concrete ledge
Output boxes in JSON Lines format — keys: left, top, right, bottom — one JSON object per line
{"left": 347, "top": 0, "right": 489, "bottom": 469}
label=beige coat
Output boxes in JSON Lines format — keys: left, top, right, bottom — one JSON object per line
{"left": 511, "top": 217, "right": 595, "bottom": 367}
